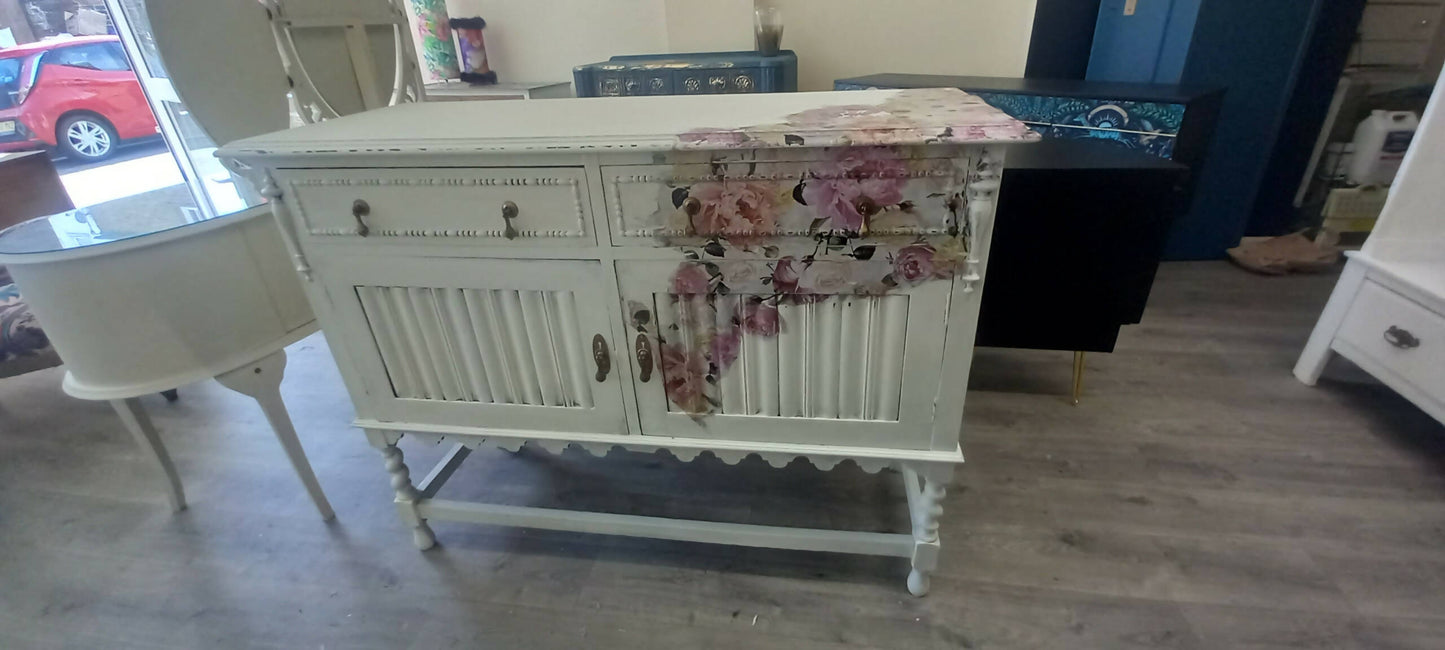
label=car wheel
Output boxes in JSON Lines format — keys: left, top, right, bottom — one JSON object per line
{"left": 57, "top": 114, "right": 118, "bottom": 161}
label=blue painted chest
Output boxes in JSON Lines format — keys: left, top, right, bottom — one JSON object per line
{"left": 574, "top": 50, "right": 798, "bottom": 97}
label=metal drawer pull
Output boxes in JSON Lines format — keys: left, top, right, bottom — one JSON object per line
{"left": 592, "top": 334, "right": 611, "bottom": 382}
{"left": 351, "top": 199, "right": 370, "bottom": 236}
{"left": 501, "top": 201, "right": 519, "bottom": 240}
{"left": 635, "top": 334, "right": 654, "bottom": 382}
{"left": 1384, "top": 325, "right": 1421, "bottom": 350}
{"left": 682, "top": 197, "right": 702, "bottom": 217}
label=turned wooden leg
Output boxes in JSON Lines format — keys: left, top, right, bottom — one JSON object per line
{"left": 903, "top": 464, "right": 952, "bottom": 597}
{"left": 110, "top": 398, "right": 186, "bottom": 512}
{"left": 367, "top": 430, "right": 435, "bottom": 550}
{"left": 216, "top": 350, "right": 335, "bottom": 521}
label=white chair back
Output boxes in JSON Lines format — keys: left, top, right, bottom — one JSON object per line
{"left": 260, "top": 0, "right": 424, "bottom": 123}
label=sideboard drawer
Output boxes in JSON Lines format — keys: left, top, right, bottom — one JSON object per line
{"left": 279, "top": 168, "right": 593, "bottom": 245}
{"left": 1336, "top": 280, "right": 1445, "bottom": 401}
{"left": 602, "top": 155, "right": 968, "bottom": 246}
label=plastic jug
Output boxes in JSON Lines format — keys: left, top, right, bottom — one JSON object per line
{"left": 1347, "top": 110, "right": 1419, "bottom": 186}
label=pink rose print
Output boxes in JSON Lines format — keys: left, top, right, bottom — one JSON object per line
{"left": 709, "top": 325, "right": 742, "bottom": 371}
{"left": 670, "top": 263, "right": 712, "bottom": 295}
{"left": 770, "top": 257, "right": 802, "bottom": 294}
{"left": 784, "top": 105, "right": 886, "bottom": 130}
{"left": 740, "top": 299, "right": 781, "bottom": 336}
{"left": 892, "top": 243, "right": 950, "bottom": 285}
{"left": 660, "top": 342, "right": 709, "bottom": 413}
{"left": 688, "top": 181, "right": 780, "bottom": 243}
{"left": 802, "top": 263, "right": 852, "bottom": 295}
{"left": 802, "top": 148, "right": 908, "bottom": 232}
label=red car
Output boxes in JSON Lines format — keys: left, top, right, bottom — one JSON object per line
{"left": 0, "top": 35, "right": 159, "bottom": 161}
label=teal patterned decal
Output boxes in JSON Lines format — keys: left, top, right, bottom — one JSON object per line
{"left": 835, "top": 84, "right": 1186, "bottom": 160}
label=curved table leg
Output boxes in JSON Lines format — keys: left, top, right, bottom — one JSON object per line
{"left": 216, "top": 350, "right": 335, "bottom": 521}
{"left": 110, "top": 397, "right": 186, "bottom": 512}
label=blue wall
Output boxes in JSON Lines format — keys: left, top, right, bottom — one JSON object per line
{"left": 1087, "top": 0, "right": 1202, "bottom": 85}
{"left": 1154, "top": 0, "right": 1201, "bottom": 84}
{"left": 1167, "top": 0, "right": 1325, "bottom": 259}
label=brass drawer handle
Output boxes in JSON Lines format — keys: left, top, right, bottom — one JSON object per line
{"left": 501, "top": 201, "right": 519, "bottom": 240}
{"left": 635, "top": 333, "right": 654, "bottom": 383}
{"left": 592, "top": 334, "right": 611, "bottom": 382}
{"left": 682, "top": 197, "right": 701, "bottom": 217}
{"left": 352, "top": 199, "right": 370, "bottom": 237}
{"left": 1384, "top": 325, "right": 1421, "bottom": 350}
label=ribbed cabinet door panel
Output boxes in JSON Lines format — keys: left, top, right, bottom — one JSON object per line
{"left": 319, "top": 255, "right": 627, "bottom": 434}
{"left": 616, "top": 260, "right": 951, "bottom": 450}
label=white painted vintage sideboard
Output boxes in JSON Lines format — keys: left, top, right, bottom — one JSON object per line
{"left": 218, "top": 88, "right": 1037, "bottom": 595}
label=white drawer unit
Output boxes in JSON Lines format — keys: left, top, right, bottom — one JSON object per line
{"left": 1337, "top": 280, "right": 1445, "bottom": 392}
{"left": 1298, "top": 72, "right": 1445, "bottom": 430}
{"left": 1317, "top": 271, "right": 1445, "bottom": 413}
{"left": 219, "top": 88, "right": 1038, "bottom": 595}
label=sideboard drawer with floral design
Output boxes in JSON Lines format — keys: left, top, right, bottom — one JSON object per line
{"left": 601, "top": 148, "right": 973, "bottom": 247}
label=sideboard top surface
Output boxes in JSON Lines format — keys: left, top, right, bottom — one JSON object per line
{"left": 218, "top": 88, "right": 1037, "bottom": 162}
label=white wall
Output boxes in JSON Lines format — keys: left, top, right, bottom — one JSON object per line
{"left": 764, "top": 0, "right": 1037, "bottom": 90}
{"left": 446, "top": 0, "right": 1037, "bottom": 91}
{"left": 445, "top": 0, "right": 670, "bottom": 84}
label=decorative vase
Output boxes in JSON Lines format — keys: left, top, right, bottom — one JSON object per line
{"left": 754, "top": 6, "right": 783, "bottom": 56}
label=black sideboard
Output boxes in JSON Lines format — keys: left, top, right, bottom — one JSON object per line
{"left": 979, "top": 139, "right": 1189, "bottom": 354}
{"left": 835, "top": 73, "right": 1222, "bottom": 260}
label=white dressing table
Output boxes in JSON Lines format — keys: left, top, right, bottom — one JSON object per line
{"left": 219, "top": 88, "right": 1036, "bottom": 594}
{"left": 0, "top": 207, "right": 332, "bottom": 518}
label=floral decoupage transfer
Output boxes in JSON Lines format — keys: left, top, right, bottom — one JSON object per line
{"left": 628, "top": 143, "right": 1003, "bottom": 417}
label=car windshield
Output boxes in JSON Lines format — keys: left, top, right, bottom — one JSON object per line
{"left": 0, "top": 58, "right": 19, "bottom": 110}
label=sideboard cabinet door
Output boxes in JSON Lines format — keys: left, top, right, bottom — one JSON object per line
{"left": 617, "top": 260, "right": 953, "bottom": 450}
{"left": 320, "top": 255, "right": 627, "bottom": 434}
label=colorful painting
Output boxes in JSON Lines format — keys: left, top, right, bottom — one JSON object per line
{"left": 404, "top": 0, "right": 458, "bottom": 82}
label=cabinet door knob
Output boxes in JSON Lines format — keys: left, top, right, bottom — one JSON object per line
{"left": 592, "top": 334, "right": 611, "bottom": 382}
{"left": 1384, "top": 325, "right": 1421, "bottom": 349}
{"left": 352, "top": 199, "right": 370, "bottom": 237}
{"left": 682, "top": 197, "right": 702, "bottom": 217}
{"left": 501, "top": 200, "right": 519, "bottom": 240}
{"left": 635, "top": 333, "right": 654, "bottom": 383}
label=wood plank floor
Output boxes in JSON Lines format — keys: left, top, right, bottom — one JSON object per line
{"left": 2, "top": 261, "right": 1444, "bottom": 649}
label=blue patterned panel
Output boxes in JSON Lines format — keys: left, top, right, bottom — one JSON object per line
{"left": 971, "top": 92, "right": 1059, "bottom": 125}
{"left": 974, "top": 94, "right": 1185, "bottom": 135}
{"left": 832, "top": 82, "right": 1184, "bottom": 159}
{"left": 1046, "top": 125, "right": 1176, "bottom": 159}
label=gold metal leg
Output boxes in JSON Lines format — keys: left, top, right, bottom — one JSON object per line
{"left": 1071, "top": 351, "right": 1086, "bottom": 405}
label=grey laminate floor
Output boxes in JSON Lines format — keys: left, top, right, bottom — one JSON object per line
{"left": 2, "top": 261, "right": 1443, "bottom": 649}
